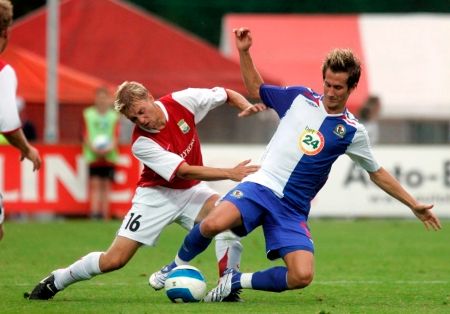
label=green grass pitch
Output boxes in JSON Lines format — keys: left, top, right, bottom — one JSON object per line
{"left": 0, "top": 219, "right": 448, "bottom": 313}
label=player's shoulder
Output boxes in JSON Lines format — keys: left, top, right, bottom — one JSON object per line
{"left": 262, "top": 84, "right": 316, "bottom": 95}
{"left": 171, "top": 87, "right": 225, "bottom": 100}
{"left": 284, "top": 85, "right": 321, "bottom": 102}
{"left": 83, "top": 106, "right": 95, "bottom": 114}
{"left": 341, "top": 109, "right": 364, "bottom": 127}
{"left": 339, "top": 110, "right": 370, "bottom": 143}
{"left": 262, "top": 84, "right": 322, "bottom": 105}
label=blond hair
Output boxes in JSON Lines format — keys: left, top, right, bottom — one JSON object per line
{"left": 322, "top": 48, "right": 361, "bottom": 89}
{"left": 0, "top": 0, "right": 12, "bottom": 34}
{"left": 114, "top": 81, "right": 149, "bottom": 114}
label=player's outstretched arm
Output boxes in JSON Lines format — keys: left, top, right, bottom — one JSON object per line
{"left": 368, "top": 167, "right": 441, "bottom": 231}
{"left": 4, "top": 129, "right": 41, "bottom": 171}
{"left": 233, "top": 27, "right": 264, "bottom": 100}
{"left": 176, "top": 159, "right": 259, "bottom": 182}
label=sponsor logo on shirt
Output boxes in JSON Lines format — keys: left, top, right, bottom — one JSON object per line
{"left": 299, "top": 126, "right": 324, "bottom": 156}
{"left": 177, "top": 119, "right": 190, "bottom": 134}
{"left": 179, "top": 137, "right": 195, "bottom": 159}
{"left": 333, "top": 124, "right": 346, "bottom": 138}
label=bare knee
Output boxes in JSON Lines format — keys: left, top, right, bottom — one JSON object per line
{"left": 200, "top": 218, "right": 225, "bottom": 237}
{"left": 287, "top": 269, "right": 314, "bottom": 289}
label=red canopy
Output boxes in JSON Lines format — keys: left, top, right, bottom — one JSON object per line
{"left": 1, "top": 45, "right": 113, "bottom": 104}
{"left": 221, "top": 14, "right": 369, "bottom": 113}
{"left": 10, "top": 0, "right": 278, "bottom": 98}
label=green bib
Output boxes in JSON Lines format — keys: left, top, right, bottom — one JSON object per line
{"left": 83, "top": 106, "right": 119, "bottom": 164}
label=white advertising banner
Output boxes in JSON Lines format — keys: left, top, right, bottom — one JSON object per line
{"left": 203, "top": 145, "right": 450, "bottom": 218}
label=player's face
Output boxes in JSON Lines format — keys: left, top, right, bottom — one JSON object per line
{"left": 125, "top": 98, "right": 166, "bottom": 130}
{"left": 322, "top": 69, "right": 355, "bottom": 114}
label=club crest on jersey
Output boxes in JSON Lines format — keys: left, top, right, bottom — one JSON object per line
{"left": 230, "top": 190, "right": 244, "bottom": 199}
{"left": 333, "top": 124, "right": 346, "bottom": 138}
{"left": 177, "top": 119, "right": 190, "bottom": 134}
{"left": 299, "top": 127, "right": 324, "bottom": 156}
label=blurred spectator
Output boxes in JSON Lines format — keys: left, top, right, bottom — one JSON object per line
{"left": 82, "top": 87, "right": 120, "bottom": 220}
{"left": 359, "top": 95, "right": 381, "bottom": 145}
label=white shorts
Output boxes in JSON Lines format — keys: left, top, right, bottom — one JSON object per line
{"left": 0, "top": 194, "right": 3, "bottom": 224}
{"left": 117, "top": 182, "right": 217, "bottom": 246}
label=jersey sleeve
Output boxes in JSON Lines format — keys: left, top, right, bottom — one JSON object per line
{"left": 260, "top": 84, "right": 317, "bottom": 118}
{"left": 0, "top": 65, "right": 21, "bottom": 133}
{"left": 345, "top": 126, "right": 380, "bottom": 172}
{"left": 171, "top": 87, "right": 227, "bottom": 124}
{"left": 132, "top": 136, "right": 185, "bottom": 181}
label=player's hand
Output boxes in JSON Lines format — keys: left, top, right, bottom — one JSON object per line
{"left": 229, "top": 159, "right": 260, "bottom": 181}
{"left": 238, "top": 103, "right": 267, "bottom": 117}
{"left": 233, "top": 27, "right": 252, "bottom": 52}
{"left": 20, "top": 145, "right": 41, "bottom": 171}
{"left": 411, "top": 204, "right": 441, "bottom": 231}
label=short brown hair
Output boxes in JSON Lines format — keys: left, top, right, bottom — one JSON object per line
{"left": 0, "top": 0, "right": 12, "bottom": 34}
{"left": 114, "top": 81, "right": 149, "bottom": 114}
{"left": 322, "top": 48, "right": 361, "bottom": 89}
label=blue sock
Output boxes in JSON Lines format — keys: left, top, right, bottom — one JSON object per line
{"left": 165, "top": 261, "right": 177, "bottom": 272}
{"left": 231, "top": 271, "right": 242, "bottom": 290}
{"left": 177, "top": 223, "right": 213, "bottom": 262}
{"left": 251, "top": 266, "right": 288, "bottom": 292}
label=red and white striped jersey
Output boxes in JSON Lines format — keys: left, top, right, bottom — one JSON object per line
{"left": 131, "top": 87, "right": 227, "bottom": 189}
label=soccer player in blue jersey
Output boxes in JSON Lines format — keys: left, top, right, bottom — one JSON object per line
{"left": 153, "top": 27, "right": 442, "bottom": 302}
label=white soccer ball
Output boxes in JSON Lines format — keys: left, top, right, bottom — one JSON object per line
{"left": 164, "top": 265, "right": 207, "bottom": 303}
{"left": 92, "top": 134, "right": 110, "bottom": 150}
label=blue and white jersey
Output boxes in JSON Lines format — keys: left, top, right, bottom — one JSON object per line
{"left": 243, "top": 84, "right": 380, "bottom": 216}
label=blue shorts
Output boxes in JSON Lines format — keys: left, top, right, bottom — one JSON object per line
{"left": 222, "top": 182, "right": 314, "bottom": 260}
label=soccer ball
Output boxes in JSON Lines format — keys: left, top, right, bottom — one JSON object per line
{"left": 164, "top": 265, "right": 207, "bottom": 303}
{"left": 92, "top": 134, "right": 110, "bottom": 150}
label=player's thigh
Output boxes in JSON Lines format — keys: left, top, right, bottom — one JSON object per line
{"left": 194, "top": 194, "right": 220, "bottom": 223}
{"left": 177, "top": 182, "right": 218, "bottom": 228}
{"left": 200, "top": 201, "right": 243, "bottom": 237}
{"left": 117, "top": 187, "right": 181, "bottom": 246}
{"left": 89, "top": 175, "right": 102, "bottom": 189}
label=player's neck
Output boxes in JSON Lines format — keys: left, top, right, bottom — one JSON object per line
{"left": 324, "top": 103, "right": 346, "bottom": 115}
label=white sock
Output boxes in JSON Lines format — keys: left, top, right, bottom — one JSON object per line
{"left": 240, "top": 273, "right": 253, "bottom": 289}
{"left": 174, "top": 255, "right": 189, "bottom": 267}
{"left": 215, "top": 230, "right": 243, "bottom": 275}
{"left": 53, "top": 252, "right": 103, "bottom": 290}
